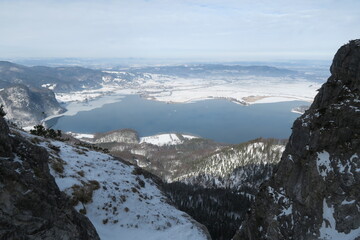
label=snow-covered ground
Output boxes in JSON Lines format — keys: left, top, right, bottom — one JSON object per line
{"left": 15, "top": 129, "right": 209, "bottom": 240}
{"left": 140, "top": 133, "right": 198, "bottom": 146}
{"left": 137, "top": 75, "right": 319, "bottom": 104}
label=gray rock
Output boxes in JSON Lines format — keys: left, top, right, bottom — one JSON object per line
{"left": 234, "top": 40, "right": 360, "bottom": 239}
{"left": 0, "top": 117, "right": 99, "bottom": 239}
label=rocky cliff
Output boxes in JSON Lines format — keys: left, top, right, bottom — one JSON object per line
{"left": 234, "top": 40, "right": 360, "bottom": 239}
{"left": 0, "top": 117, "right": 99, "bottom": 239}
{"left": 0, "top": 84, "right": 65, "bottom": 127}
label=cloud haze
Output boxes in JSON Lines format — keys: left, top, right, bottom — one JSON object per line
{"left": 0, "top": 0, "right": 359, "bottom": 60}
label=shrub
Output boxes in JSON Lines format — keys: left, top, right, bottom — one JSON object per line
{"left": 52, "top": 161, "right": 64, "bottom": 174}
{"left": 79, "top": 207, "right": 87, "bottom": 215}
{"left": 30, "top": 125, "right": 62, "bottom": 139}
{"left": 71, "top": 180, "right": 101, "bottom": 206}
{"left": 0, "top": 104, "right": 6, "bottom": 117}
{"left": 77, "top": 170, "right": 85, "bottom": 177}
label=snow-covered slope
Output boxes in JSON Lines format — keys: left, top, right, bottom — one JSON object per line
{"left": 16, "top": 130, "right": 210, "bottom": 240}
{"left": 140, "top": 133, "right": 198, "bottom": 146}
{"left": 174, "top": 138, "right": 286, "bottom": 190}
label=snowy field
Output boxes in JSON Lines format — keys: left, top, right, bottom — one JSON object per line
{"left": 51, "top": 72, "right": 321, "bottom": 122}
{"left": 140, "top": 133, "right": 198, "bottom": 146}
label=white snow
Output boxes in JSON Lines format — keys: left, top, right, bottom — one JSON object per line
{"left": 341, "top": 199, "right": 355, "bottom": 205}
{"left": 291, "top": 109, "right": 304, "bottom": 114}
{"left": 319, "top": 199, "right": 360, "bottom": 240}
{"left": 67, "top": 132, "right": 95, "bottom": 139}
{"left": 140, "top": 133, "right": 198, "bottom": 146}
{"left": 41, "top": 83, "right": 57, "bottom": 90}
{"left": 316, "top": 151, "right": 332, "bottom": 180}
{"left": 37, "top": 138, "right": 207, "bottom": 240}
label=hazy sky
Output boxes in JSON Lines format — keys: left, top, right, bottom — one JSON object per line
{"left": 1, "top": 0, "right": 359, "bottom": 61}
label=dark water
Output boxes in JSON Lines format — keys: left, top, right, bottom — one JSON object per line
{"left": 49, "top": 95, "right": 307, "bottom": 144}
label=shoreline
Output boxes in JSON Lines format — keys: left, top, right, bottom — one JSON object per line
{"left": 42, "top": 89, "right": 313, "bottom": 126}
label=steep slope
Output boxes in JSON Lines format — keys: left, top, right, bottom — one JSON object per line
{"left": 0, "top": 117, "right": 99, "bottom": 239}
{"left": 11, "top": 128, "right": 210, "bottom": 239}
{"left": 0, "top": 84, "right": 65, "bottom": 127}
{"left": 234, "top": 40, "right": 360, "bottom": 240}
{"left": 164, "top": 182, "right": 250, "bottom": 240}
{"left": 174, "top": 138, "right": 285, "bottom": 190}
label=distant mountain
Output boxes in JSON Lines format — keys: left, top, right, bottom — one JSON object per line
{"left": 234, "top": 40, "right": 360, "bottom": 240}
{"left": 0, "top": 60, "right": 118, "bottom": 126}
{"left": 0, "top": 84, "right": 65, "bottom": 126}
{"left": 0, "top": 61, "right": 115, "bottom": 92}
{"left": 123, "top": 64, "right": 300, "bottom": 78}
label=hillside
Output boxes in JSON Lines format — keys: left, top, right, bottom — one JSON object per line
{"left": 174, "top": 138, "right": 285, "bottom": 190}
{"left": 0, "top": 118, "right": 210, "bottom": 239}
{"left": 0, "top": 61, "right": 114, "bottom": 92}
{"left": 84, "top": 130, "right": 286, "bottom": 239}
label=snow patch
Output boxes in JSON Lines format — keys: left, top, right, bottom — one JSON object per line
{"left": 319, "top": 199, "right": 360, "bottom": 239}
{"left": 41, "top": 83, "right": 57, "bottom": 90}
{"left": 68, "top": 132, "right": 95, "bottom": 139}
{"left": 316, "top": 151, "right": 332, "bottom": 180}
{"left": 140, "top": 133, "right": 198, "bottom": 146}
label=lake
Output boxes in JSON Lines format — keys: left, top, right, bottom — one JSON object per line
{"left": 48, "top": 95, "right": 307, "bottom": 144}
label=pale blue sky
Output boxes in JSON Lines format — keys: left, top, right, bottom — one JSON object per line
{"left": 0, "top": 0, "right": 359, "bottom": 60}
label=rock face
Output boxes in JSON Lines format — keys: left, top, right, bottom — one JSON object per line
{"left": 0, "top": 117, "right": 99, "bottom": 239}
{"left": 234, "top": 40, "right": 360, "bottom": 239}
{"left": 0, "top": 84, "right": 65, "bottom": 127}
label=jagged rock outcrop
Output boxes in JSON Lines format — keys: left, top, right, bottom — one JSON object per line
{"left": 0, "top": 84, "right": 65, "bottom": 127}
{"left": 234, "top": 40, "right": 360, "bottom": 239}
{"left": 0, "top": 117, "right": 99, "bottom": 239}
